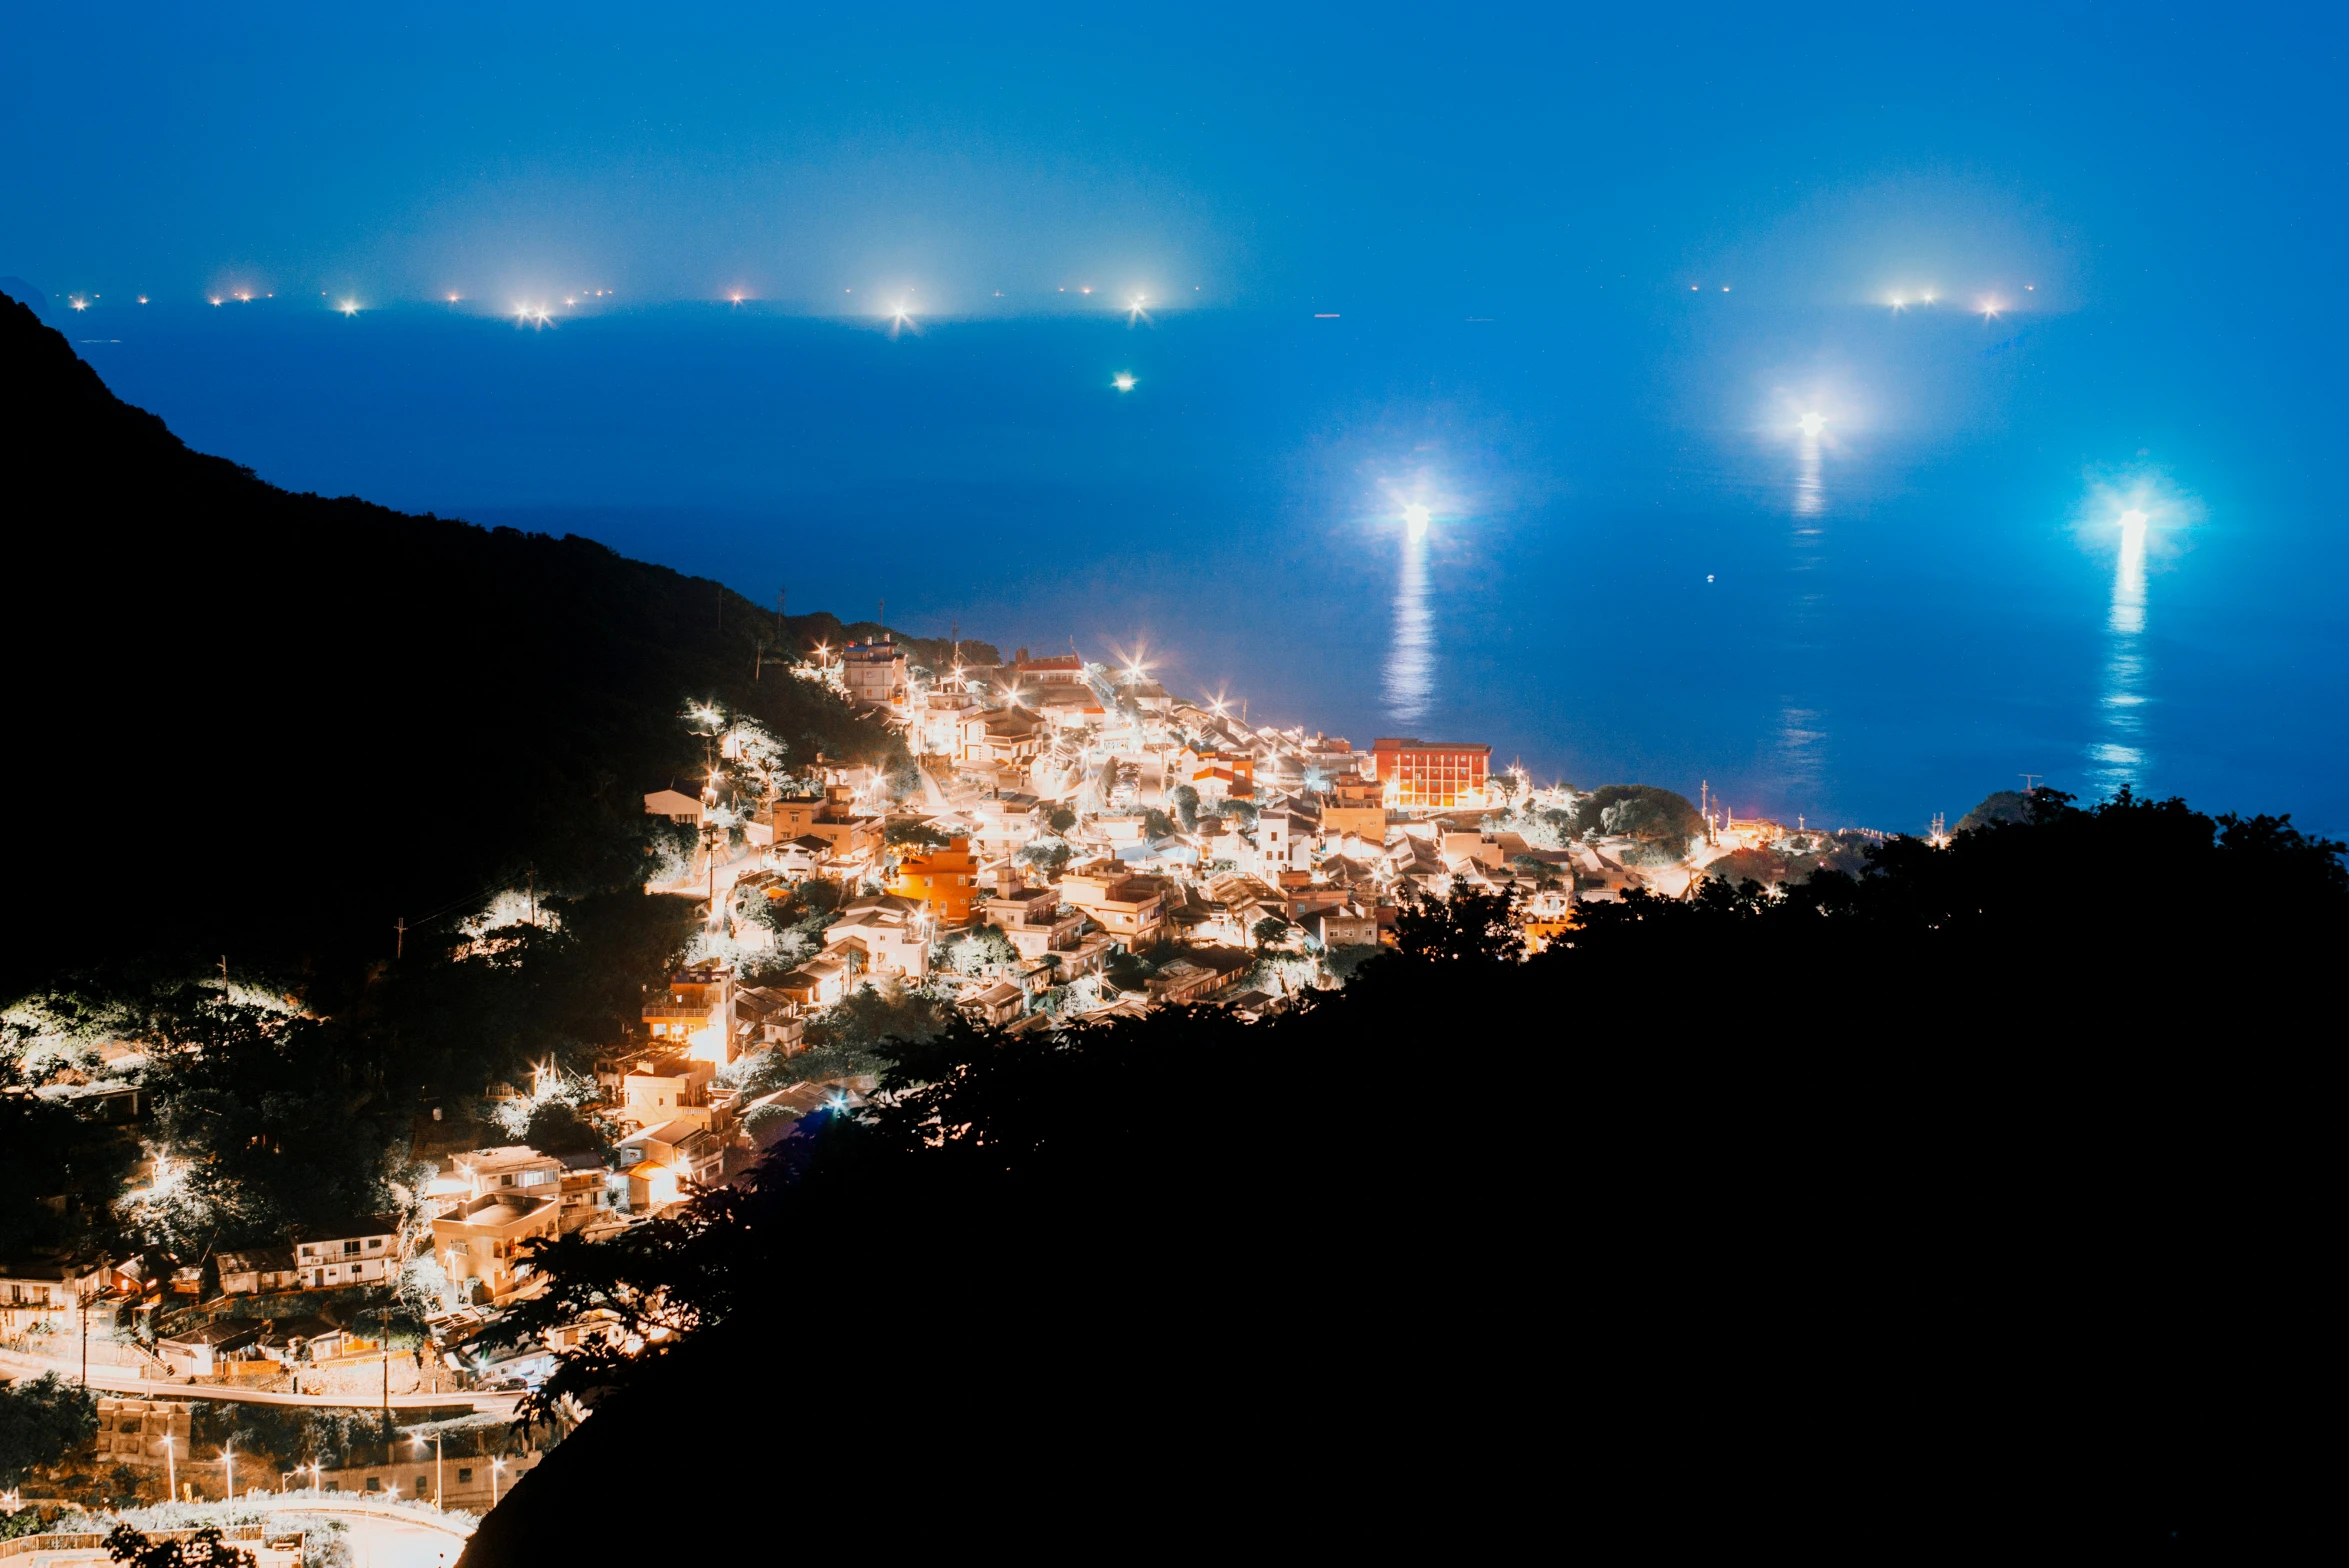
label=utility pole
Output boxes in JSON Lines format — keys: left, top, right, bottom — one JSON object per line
{"left": 394, "top": 918, "right": 405, "bottom": 959}
{"left": 877, "top": 598, "right": 885, "bottom": 636}
{"left": 2019, "top": 773, "right": 2041, "bottom": 793}
{"left": 218, "top": 955, "right": 229, "bottom": 996}
{"left": 80, "top": 1293, "right": 88, "bottom": 1387}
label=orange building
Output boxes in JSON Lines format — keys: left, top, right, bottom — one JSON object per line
{"left": 1370, "top": 738, "right": 1491, "bottom": 810}
{"left": 891, "top": 835, "right": 981, "bottom": 925}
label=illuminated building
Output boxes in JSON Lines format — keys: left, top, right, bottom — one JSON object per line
{"left": 640, "top": 962, "right": 737, "bottom": 1064}
{"left": 433, "top": 1191, "right": 560, "bottom": 1304}
{"left": 839, "top": 635, "right": 910, "bottom": 712}
{"left": 1055, "top": 869, "right": 1172, "bottom": 946}
{"left": 1321, "top": 775, "right": 1388, "bottom": 840}
{"left": 763, "top": 785, "right": 882, "bottom": 864}
{"left": 892, "top": 834, "right": 982, "bottom": 925}
{"left": 1370, "top": 737, "right": 1491, "bottom": 809}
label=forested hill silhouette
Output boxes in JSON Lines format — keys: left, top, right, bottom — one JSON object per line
{"left": 460, "top": 798, "right": 2343, "bottom": 1560}
{"left": 0, "top": 288, "right": 926, "bottom": 994}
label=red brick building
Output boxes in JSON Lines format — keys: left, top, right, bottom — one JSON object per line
{"left": 1370, "top": 737, "right": 1491, "bottom": 809}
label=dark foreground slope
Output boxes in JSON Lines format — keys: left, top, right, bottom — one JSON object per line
{"left": 464, "top": 800, "right": 2341, "bottom": 1558}
{"left": 0, "top": 290, "right": 894, "bottom": 994}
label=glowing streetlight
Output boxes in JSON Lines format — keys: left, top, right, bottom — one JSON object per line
{"left": 491, "top": 1457, "right": 506, "bottom": 1507}
{"left": 1402, "top": 502, "right": 1431, "bottom": 539}
{"left": 2119, "top": 508, "right": 2149, "bottom": 532}
{"left": 220, "top": 1446, "right": 235, "bottom": 1500}
{"left": 1798, "top": 411, "right": 1827, "bottom": 438}
{"left": 415, "top": 1431, "right": 443, "bottom": 1506}
{"left": 1113, "top": 372, "right": 1136, "bottom": 391}
{"left": 338, "top": 299, "right": 360, "bottom": 316}
{"left": 1979, "top": 298, "right": 2002, "bottom": 321}
{"left": 162, "top": 1436, "right": 175, "bottom": 1500}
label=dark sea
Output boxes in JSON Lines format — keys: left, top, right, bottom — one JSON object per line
{"left": 55, "top": 294, "right": 2349, "bottom": 837}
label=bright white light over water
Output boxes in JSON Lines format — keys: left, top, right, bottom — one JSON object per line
{"left": 1401, "top": 502, "right": 1431, "bottom": 538}
{"left": 1798, "top": 411, "right": 1826, "bottom": 437}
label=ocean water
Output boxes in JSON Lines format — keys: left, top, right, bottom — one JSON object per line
{"left": 53, "top": 293, "right": 2349, "bottom": 837}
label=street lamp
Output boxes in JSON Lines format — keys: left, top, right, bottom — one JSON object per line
{"left": 161, "top": 1435, "right": 175, "bottom": 1502}
{"left": 490, "top": 1457, "right": 506, "bottom": 1508}
{"left": 220, "top": 1446, "right": 235, "bottom": 1501}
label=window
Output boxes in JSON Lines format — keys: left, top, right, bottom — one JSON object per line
{"left": 416, "top": 1477, "right": 429, "bottom": 1495}
{"left": 365, "top": 1477, "right": 381, "bottom": 1492}
{"left": 324, "top": 1482, "right": 339, "bottom": 1493}
{"left": 343, "top": 1240, "right": 360, "bottom": 1256}
{"left": 367, "top": 1238, "right": 383, "bottom": 1249}
{"left": 500, "top": 1174, "right": 515, "bottom": 1187}
{"left": 458, "top": 1468, "right": 473, "bottom": 1485}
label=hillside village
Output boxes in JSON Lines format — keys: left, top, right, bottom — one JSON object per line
{"left": 0, "top": 627, "right": 1877, "bottom": 1510}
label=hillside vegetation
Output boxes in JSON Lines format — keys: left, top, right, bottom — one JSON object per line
{"left": 0, "top": 288, "right": 906, "bottom": 995}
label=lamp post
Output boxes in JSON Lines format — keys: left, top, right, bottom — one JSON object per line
{"left": 162, "top": 1435, "right": 175, "bottom": 1502}
{"left": 220, "top": 1446, "right": 235, "bottom": 1501}
{"left": 490, "top": 1457, "right": 505, "bottom": 1509}
{"left": 311, "top": 1461, "right": 323, "bottom": 1494}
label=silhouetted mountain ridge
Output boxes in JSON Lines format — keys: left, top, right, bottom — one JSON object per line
{"left": 0, "top": 287, "right": 897, "bottom": 995}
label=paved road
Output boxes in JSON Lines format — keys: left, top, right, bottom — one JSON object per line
{"left": 268, "top": 1504, "right": 473, "bottom": 1568}
{"left": 0, "top": 1350, "right": 520, "bottom": 1412}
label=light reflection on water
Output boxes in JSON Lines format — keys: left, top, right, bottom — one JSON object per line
{"left": 2089, "top": 514, "right": 2151, "bottom": 792}
{"left": 1777, "top": 429, "right": 1830, "bottom": 794}
{"left": 1383, "top": 527, "right": 1434, "bottom": 724}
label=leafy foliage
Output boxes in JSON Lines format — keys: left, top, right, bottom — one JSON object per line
{"left": 0, "top": 1373, "right": 98, "bottom": 1485}
{"left": 103, "top": 1524, "right": 255, "bottom": 1568}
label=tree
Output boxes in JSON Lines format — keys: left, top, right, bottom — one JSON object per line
{"left": 524, "top": 1098, "right": 605, "bottom": 1155}
{"left": 1170, "top": 785, "right": 1200, "bottom": 833}
{"left": 1251, "top": 915, "right": 1292, "bottom": 950}
{"left": 1047, "top": 805, "right": 1079, "bottom": 834}
{"left": 1140, "top": 807, "right": 1176, "bottom": 840}
{"left": 885, "top": 819, "right": 952, "bottom": 851}
{"left": 0, "top": 1373, "right": 97, "bottom": 1485}
{"left": 103, "top": 1525, "right": 254, "bottom": 1568}
{"left": 1571, "top": 785, "right": 1702, "bottom": 858}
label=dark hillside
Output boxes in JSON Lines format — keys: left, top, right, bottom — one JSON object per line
{"left": 0, "top": 288, "right": 896, "bottom": 993}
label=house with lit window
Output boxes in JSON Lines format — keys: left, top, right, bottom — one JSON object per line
{"left": 1370, "top": 737, "right": 1491, "bottom": 810}
{"left": 959, "top": 708, "right": 1045, "bottom": 767}
{"left": 1055, "top": 870, "right": 1170, "bottom": 947}
{"left": 979, "top": 886, "right": 1086, "bottom": 959}
{"left": 433, "top": 1191, "right": 560, "bottom": 1304}
{"left": 824, "top": 895, "right": 931, "bottom": 980}
{"left": 621, "top": 1054, "right": 721, "bottom": 1131}
{"left": 619, "top": 1121, "right": 726, "bottom": 1212}
{"left": 291, "top": 1217, "right": 405, "bottom": 1290}
{"left": 641, "top": 961, "right": 737, "bottom": 1064}
{"left": 839, "top": 636, "right": 910, "bottom": 712}
{"left": 763, "top": 785, "right": 884, "bottom": 864}
{"left": 891, "top": 835, "right": 981, "bottom": 925}
{"left": 0, "top": 1256, "right": 104, "bottom": 1337}
{"left": 451, "top": 1146, "right": 564, "bottom": 1201}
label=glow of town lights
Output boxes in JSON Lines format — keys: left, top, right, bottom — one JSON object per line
{"left": 69, "top": 296, "right": 87, "bottom": 311}
{"left": 137, "top": 295, "right": 148, "bottom": 304}
{"left": 338, "top": 299, "right": 360, "bottom": 316}
{"left": 1979, "top": 299, "right": 2002, "bottom": 321}
{"left": 1798, "top": 411, "right": 1827, "bottom": 437}
{"left": 1402, "top": 502, "right": 1432, "bottom": 538}
{"left": 1113, "top": 373, "right": 1136, "bottom": 391}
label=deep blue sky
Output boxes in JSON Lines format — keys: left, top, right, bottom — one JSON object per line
{"left": 7, "top": 5, "right": 2347, "bottom": 831}
{"left": 7, "top": 5, "right": 2342, "bottom": 320}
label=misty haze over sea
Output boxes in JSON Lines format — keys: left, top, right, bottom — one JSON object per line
{"left": 49, "top": 291, "right": 2349, "bottom": 836}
